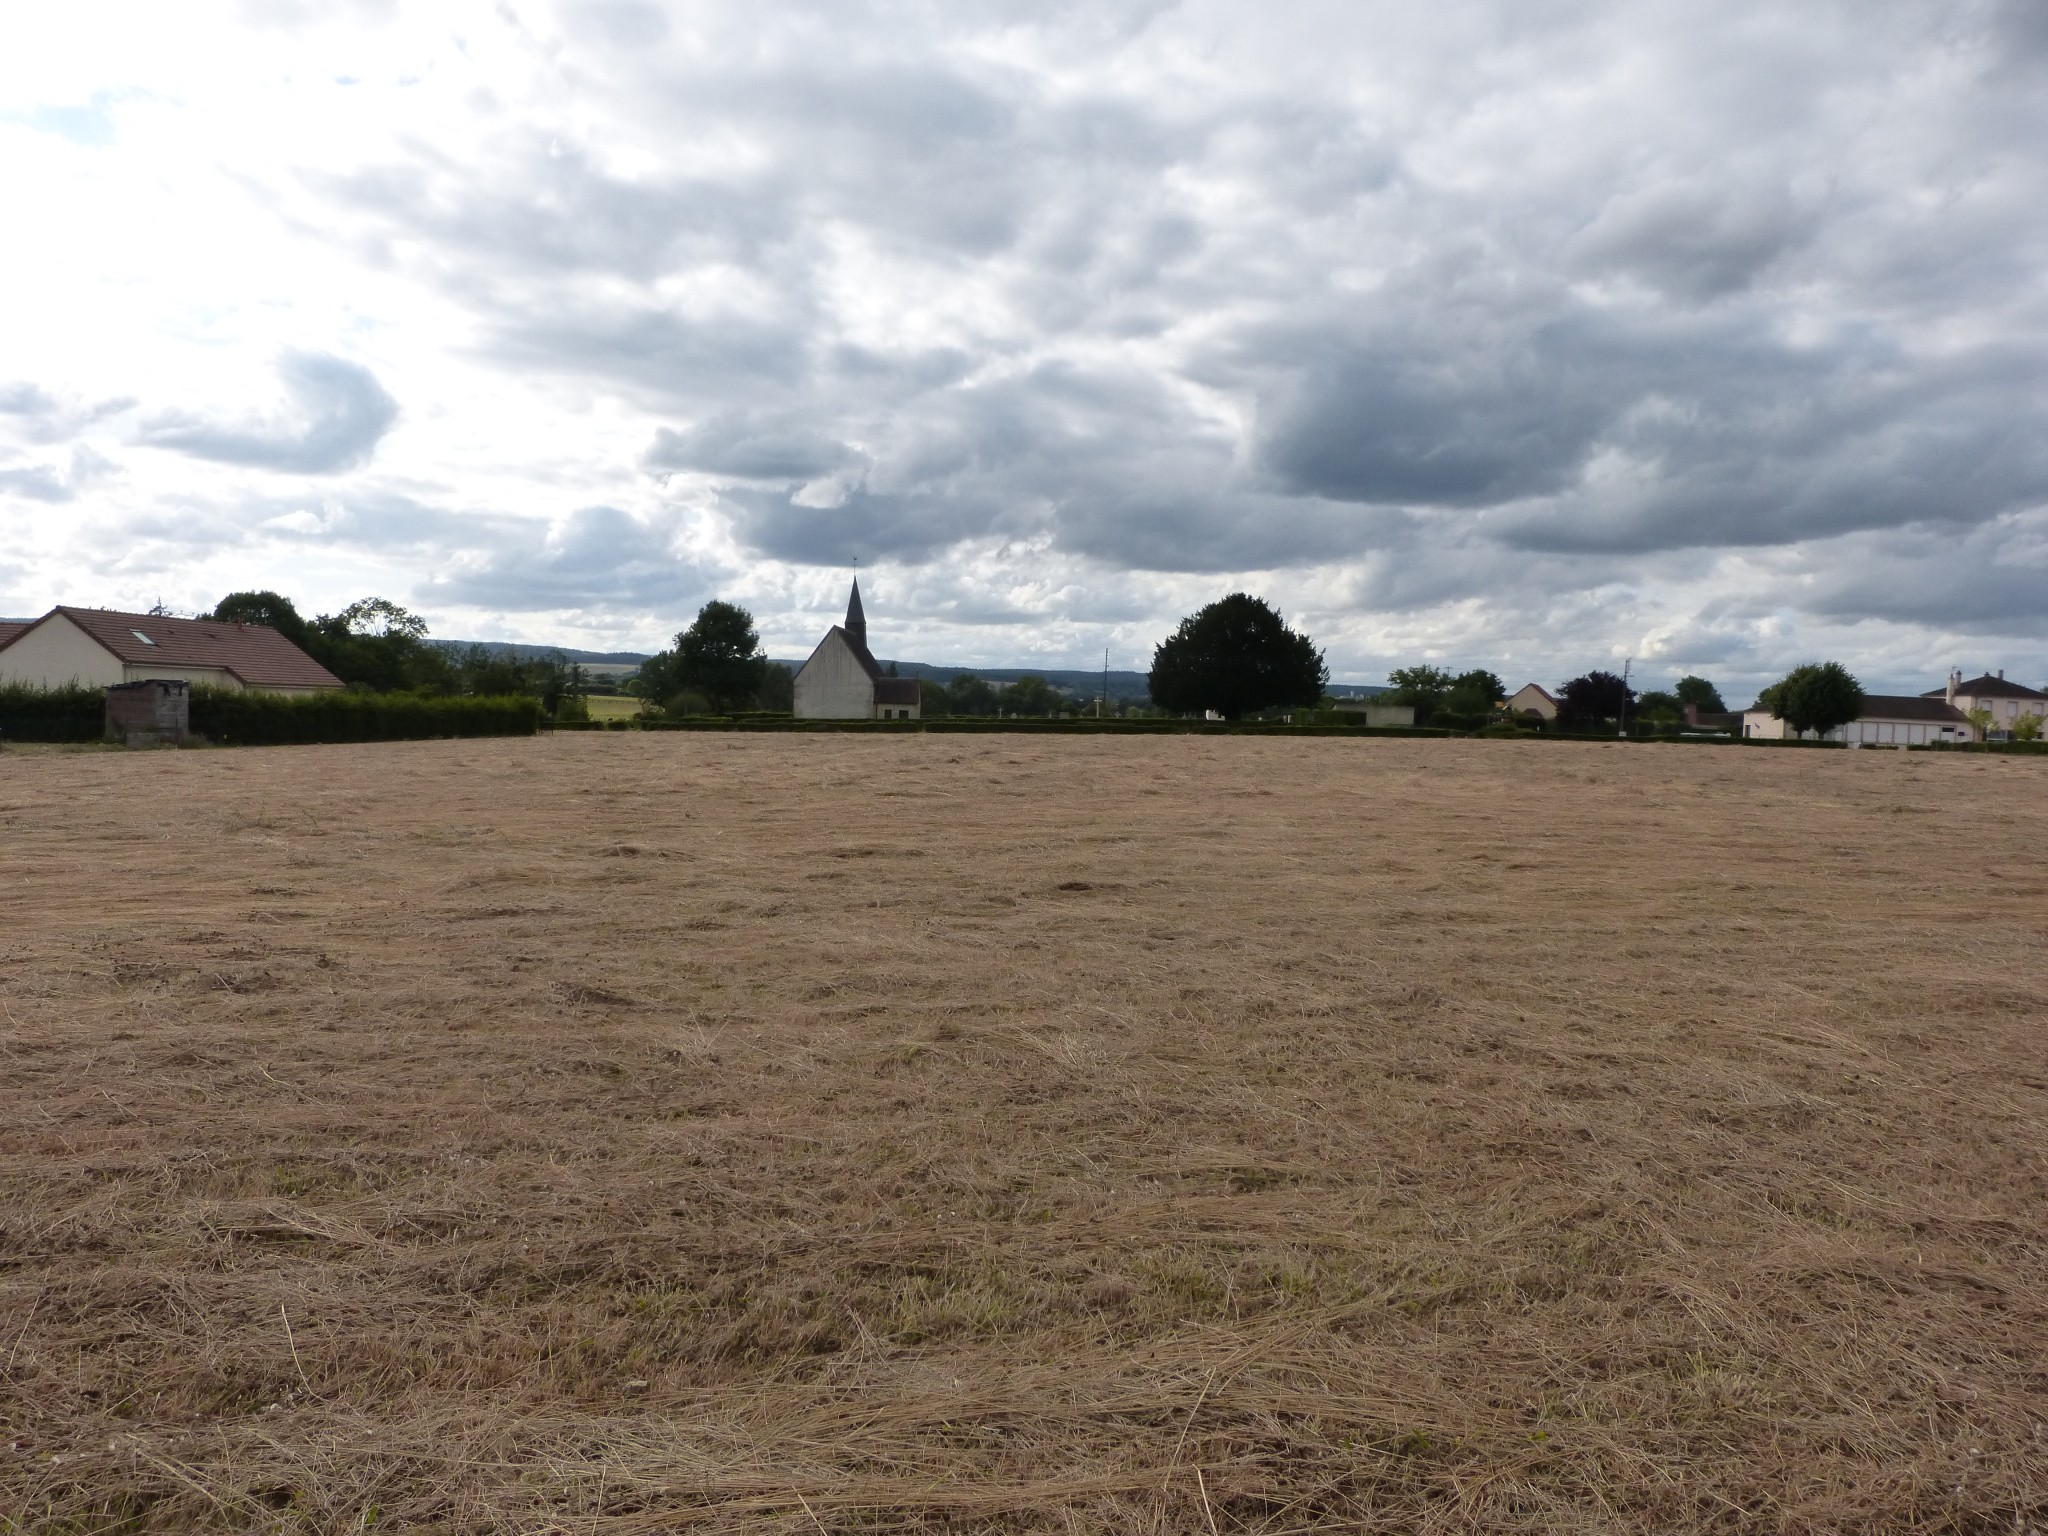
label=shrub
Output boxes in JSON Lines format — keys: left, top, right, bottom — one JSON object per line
{"left": 192, "top": 688, "right": 542, "bottom": 745}
{"left": 0, "top": 685, "right": 104, "bottom": 743}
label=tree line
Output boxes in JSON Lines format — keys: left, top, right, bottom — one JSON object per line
{"left": 212, "top": 585, "right": 1917, "bottom": 739}
{"left": 209, "top": 591, "right": 594, "bottom": 717}
{"left": 629, "top": 601, "right": 1080, "bottom": 717}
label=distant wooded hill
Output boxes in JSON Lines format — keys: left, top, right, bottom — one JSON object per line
{"left": 432, "top": 640, "right": 653, "bottom": 665}
{"left": 434, "top": 640, "right": 1386, "bottom": 700}
{"left": 797, "top": 662, "right": 1386, "bottom": 703}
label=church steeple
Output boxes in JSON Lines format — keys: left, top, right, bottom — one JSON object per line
{"left": 844, "top": 577, "right": 867, "bottom": 650}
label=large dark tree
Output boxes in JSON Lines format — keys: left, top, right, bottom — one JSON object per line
{"left": 1556, "top": 670, "right": 1636, "bottom": 727}
{"left": 645, "top": 601, "right": 767, "bottom": 712}
{"left": 1765, "top": 662, "right": 1865, "bottom": 739}
{"left": 212, "top": 590, "right": 447, "bottom": 691}
{"left": 309, "top": 597, "right": 447, "bottom": 692}
{"left": 1674, "top": 675, "right": 1726, "bottom": 712}
{"left": 210, "top": 591, "right": 313, "bottom": 649}
{"left": 1148, "top": 594, "right": 1327, "bottom": 720}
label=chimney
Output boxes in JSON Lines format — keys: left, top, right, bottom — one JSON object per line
{"left": 1947, "top": 669, "right": 1959, "bottom": 704}
{"left": 1998, "top": 668, "right": 2005, "bottom": 680}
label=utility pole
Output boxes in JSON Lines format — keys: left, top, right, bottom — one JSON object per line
{"left": 1100, "top": 647, "right": 1109, "bottom": 719}
{"left": 1617, "top": 656, "right": 1632, "bottom": 739}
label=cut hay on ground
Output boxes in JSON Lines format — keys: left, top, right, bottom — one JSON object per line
{"left": 1, "top": 735, "right": 2043, "bottom": 1532}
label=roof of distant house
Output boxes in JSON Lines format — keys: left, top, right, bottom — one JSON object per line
{"left": 1510, "top": 683, "right": 1557, "bottom": 700}
{"left": 1852, "top": 695, "right": 1970, "bottom": 724}
{"left": 0, "top": 606, "right": 343, "bottom": 689}
{"left": 1922, "top": 673, "right": 2047, "bottom": 701}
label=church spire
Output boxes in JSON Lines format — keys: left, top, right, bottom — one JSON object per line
{"left": 844, "top": 577, "right": 866, "bottom": 650}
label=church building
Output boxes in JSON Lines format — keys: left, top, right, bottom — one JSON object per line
{"left": 792, "top": 580, "right": 922, "bottom": 720}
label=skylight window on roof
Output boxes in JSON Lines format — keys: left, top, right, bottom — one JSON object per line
{"left": 132, "top": 630, "right": 157, "bottom": 646}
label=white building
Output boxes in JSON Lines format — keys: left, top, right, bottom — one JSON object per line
{"left": 0, "top": 606, "right": 342, "bottom": 693}
{"left": 1924, "top": 671, "right": 2046, "bottom": 736}
{"left": 1506, "top": 683, "right": 1558, "bottom": 720}
{"left": 1332, "top": 699, "right": 1417, "bottom": 727}
{"left": 1742, "top": 693, "right": 1974, "bottom": 745}
{"left": 792, "top": 581, "right": 922, "bottom": 720}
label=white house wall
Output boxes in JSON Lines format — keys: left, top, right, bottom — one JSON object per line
{"left": 1745, "top": 708, "right": 1974, "bottom": 744}
{"left": 0, "top": 614, "right": 124, "bottom": 690}
{"left": 793, "top": 632, "right": 876, "bottom": 718}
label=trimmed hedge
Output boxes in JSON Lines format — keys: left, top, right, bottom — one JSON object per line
{"left": 0, "top": 685, "right": 102, "bottom": 743}
{"left": 551, "top": 715, "right": 1459, "bottom": 737}
{"left": 193, "top": 689, "right": 543, "bottom": 745}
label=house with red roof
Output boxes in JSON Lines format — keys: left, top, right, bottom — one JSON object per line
{"left": 0, "top": 606, "right": 342, "bottom": 693}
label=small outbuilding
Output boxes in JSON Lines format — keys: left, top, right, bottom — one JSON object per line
{"left": 792, "top": 581, "right": 920, "bottom": 720}
{"left": 1332, "top": 699, "right": 1417, "bottom": 727}
{"left": 0, "top": 606, "right": 342, "bottom": 693}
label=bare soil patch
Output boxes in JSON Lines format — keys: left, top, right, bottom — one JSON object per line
{"left": 2, "top": 734, "right": 2044, "bottom": 1532}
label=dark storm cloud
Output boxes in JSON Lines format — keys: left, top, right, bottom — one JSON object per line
{"left": 140, "top": 353, "right": 398, "bottom": 474}
{"left": 1802, "top": 516, "right": 2048, "bottom": 636}
{"left": 1566, "top": 180, "right": 1820, "bottom": 304}
{"left": 1251, "top": 289, "right": 2048, "bottom": 556}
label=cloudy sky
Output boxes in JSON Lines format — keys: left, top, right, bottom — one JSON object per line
{"left": 2, "top": 0, "right": 2044, "bottom": 692}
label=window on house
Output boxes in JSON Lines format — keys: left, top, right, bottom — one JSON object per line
{"left": 131, "top": 630, "right": 156, "bottom": 646}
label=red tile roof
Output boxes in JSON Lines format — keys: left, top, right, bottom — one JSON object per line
{"left": 5, "top": 607, "right": 343, "bottom": 689}
{"left": 0, "top": 621, "right": 29, "bottom": 649}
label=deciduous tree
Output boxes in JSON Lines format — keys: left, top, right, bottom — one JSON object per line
{"left": 1383, "top": 665, "right": 1455, "bottom": 724}
{"left": 1765, "top": 662, "right": 1865, "bottom": 739}
{"left": 646, "top": 601, "right": 767, "bottom": 712}
{"left": 945, "top": 674, "right": 996, "bottom": 716}
{"left": 999, "top": 675, "right": 1060, "bottom": 716}
{"left": 209, "top": 591, "right": 314, "bottom": 650}
{"left": 1148, "top": 594, "right": 1327, "bottom": 720}
{"left": 1557, "top": 670, "right": 1635, "bottom": 727}
{"left": 1674, "top": 675, "right": 1726, "bottom": 712}
{"left": 1438, "top": 668, "right": 1504, "bottom": 724}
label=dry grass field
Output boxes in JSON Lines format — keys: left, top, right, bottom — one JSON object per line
{"left": 2, "top": 733, "right": 2044, "bottom": 1533}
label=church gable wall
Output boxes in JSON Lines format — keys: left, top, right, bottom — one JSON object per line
{"left": 793, "top": 631, "right": 877, "bottom": 719}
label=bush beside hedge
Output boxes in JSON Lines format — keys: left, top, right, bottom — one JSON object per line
{"left": 0, "top": 685, "right": 103, "bottom": 743}
{"left": 193, "top": 689, "right": 543, "bottom": 745}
